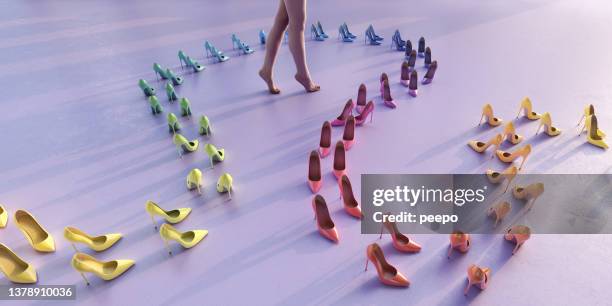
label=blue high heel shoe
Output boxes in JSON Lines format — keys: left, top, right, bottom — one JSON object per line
{"left": 316, "top": 21, "right": 329, "bottom": 39}
{"left": 231, "top": 34, "right": 254, "bottom": 55}
{"left": 166, "top": 82, "right": 177, "bottom": 102}
{"left": 165, "top": 68, "right": 183, "bottom": 86}
{"left": 204, "top": 41, "right": 230, "bottom": 62}
{"left": 259, "top": 30, "right": 266, "bottom": 45}
{"left": 367, "top": 25, "right": 383, "bottom": 41}
{"left": 365, "top": 27, "right": 381, "bottom": 45}
{"left": 310, "top": 24, "right": 325, "bottom": 41}
{"left": 153, "top": 63, "right": 168, "bottom": 80}
{"left": 178, "top": 50, "right": 205, "bottom": 72}
{"left": 342, "top": 23, "right": 357, "bottom": 39}
{"left": 139, "top": 79, "right": 155, "bottom": 97}
{"left": 338, "top": 25, "right": 354, "bottom": 42}
{"left": 390, "top": 30, "right": 405, "bottom": 51}
{"left": 394, "top": 30, "right": 406, "bottom": 46}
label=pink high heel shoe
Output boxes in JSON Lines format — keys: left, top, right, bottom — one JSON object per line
{"left": 331, "top": 99, "right": 355, "bottom": 126}
{"left": 355, "top": 101, "right": 374, "bottom": 126}
{"left": 504, "top": 225, "right": 531, "bottom": 254}
{"left": 342, "top": 116, "right": 356, "bottom": 150}
{"left": 448, "top": 231, "right": 470, "bottom": 258}
{"left": 408, "top": 70, "right": 418, "bottom": 97}
{"left": 379, "top": 219, "right": 421, "bottom": 253}
{"left": 319, "top": 121, "right": 332, "bottom": 157}
{"left": 338, "top": 175, "right": 361, "bottom": 218}
{"left": 379, "top": 73, "right": 388, "bottom": 97}
{"left": 308, "top": 151, "right": 322, "bottom": 193}
{"left": 312, "top": 195, "right": 339, "bottom": 243}
{"left": 356, "top": 84, "right": 367, "bottom": 113}
{"left": 382, "top": 79, "right": 396, "bottom": 108}
{"left": 464, "top": 264, "right": 491, "bottom": 295}
{"left": 333, "top": 141, "right": 346, "bottom": 179}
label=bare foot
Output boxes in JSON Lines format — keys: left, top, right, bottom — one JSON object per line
{"left": 295, "top": 74, "right": 320, "bottom": 93}
{"left": 259, "top": 69, "right": 280, "bottom": 94}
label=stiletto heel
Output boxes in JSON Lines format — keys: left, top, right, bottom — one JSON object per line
{"left": 310, "top": 24, "right": 325, "bottom": 41}
{"left": 338, "top": 175, "right": 361, "bottom": 218}
{"left": 355, "top": 101, "right": 375, "bottom": 126}
{"left": 504, "top": 225, "right": 531, "bottom": 254}
{"left": 204, "top": 41, "right": 230, "bottom": 62}
{"left": 319, "top": 121, "right": 332, "bottom": 157}
{"left": 400, "top": 62, "right": 410, "bottom": 87}
{"left": 317, "top": 21, "right": 329, "bottom": 38}
{"left": 448, "top": 231, "right": 470, "bottom": 258}
{"left": 356, "top": 84, "right": 367, "bottom": 113}
{"left": 535, "top": 112, "right": 561, "bottom": 136}
{"left": 149, "top": 96, "right": 163, "bottom": 115}
{"left": 390, "top": 30, "right": 406, "bottom": 51}
{"left": 585, "top": 115, "right": 608, "bottom": 149}
{"left": 331, "top": 99, "right": 355, "bottom": 126}
{"left": 408, "top": 70, "right": 418, "bottom": 97}
{"left": 231, "top": 34, "right": 254, "bottom": 54}
{"left": 159, "top": 223, "right": 208, "bottom": 255}
{"left": 312, "top": 195, "right": 339, "bottom": 242}
{"left": 516, "top": 97, "right": 541, "bottom": 120}
{"left": 180, "top": 97, "right": 192, "bottom": 117}
{"left": 259, "top": 30, "right": 266, "bottom": 45}
{"left": 217, "top": 173, "right": 233, "bottom": 200}
{"left": 496, "top": 144, "right": 531, "bottom": 170}
{"left": 173, "top": 134, "right": 199, "bottom": 157}
{"left": 464, "top": 264, "right": 490, "bottom": 295}
{"left": 145, "top": 200, "right": 191, "bottom": 227}
{"left": 186, "top": 168, "right": 203, "bottom": 195}
{"left": 502, "top": 122, "right": 523, "bottom": 144}
{"left": 479, "top": 104, "right": 503, "bottom": 126}
{"left": 204, "top": 144, "right": 225, "bottom": 168}
{"left": 63, "top": 227, "right": 122, "bottom": 252}
{"left": 333, "top": 141, "right": 347, "bottom": 179}
{"left": 365, "top": 243, "right": 409, "bottom": 287}
{"left": 0, "top": 243, "right": 37, "bottom": 283}
{"left": 199, "top": 115, "right": 212, "bottom": 136}
{"left": 308, "top": 151, "right": 322, "bottom": 193}
{"left": 342, "top": 116, "right": 356, "bottom": 149}
{"left": 424, "top": 47, "right": 432, "bottom": 67}
{"left": 512, "top": 183, "right": 544, "bottom": 210}
{"left": 71, "top": 253, "right": 134, "bottom": 284}
{"left": 422, "top": 60, "right": 437, "bottom": 84}
{"left": 138, "top": 79, "right": 155, "bottom": 97}
{"left": 15, "top": 210, "right": 55, "bottom": 252}
{"left": 468, "top": 133, "right": 503, "bottom": 157}
{"left": 382, "top": 79, "right": 396, "bottom": 108}
{"left": 79, "top": 272, "right": 90, "bottom": 286}
{"left": 487, "top": 201, "right": 511, "bottom": 226}
{"left": 71, "top": 243, "right": 79, "bottom": 252}
{"left": 417, "top": 37, "right": 426, "bottom": 57}
{"left": 379, "top": 218, "right": 421, "bottom": 252}
{"left": 166, "top": 82, "right": 177, "bottom": 102}
{"left": 167, "top": 113, "right": 181, "bottom": 134}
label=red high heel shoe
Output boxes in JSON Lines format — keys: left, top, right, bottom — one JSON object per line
{"left": 382, "top": 79, "right": 396, "bottom": 108}
{"left": 308, "top": 151, "right": 322, "bottom": 193}
{"left": 379, "top": 73, "right": 389, "bottom": 97}
{"left": 312, "top": 195, "right": 339, "bottom": 243}
{"left": 379, "top": 220, "right": 421, "bottom": 253}
{"left": 364, "top": 243, "right": 410, "bottom": 287}
{"left": 338, "top": 175, "right": 361, "bottom": 218}
{"left": 342, "top": 116, "right": 356, "bottom": 150}
{"left": 319, "top": 121, "right": 332, "bottom": 157}
{"left": 356, "top": 84, "right": 367, "bottom": 113}
{"left": 504, "top": 225, "right": 531, "bottom": 254}
{"left": 355, "top": 101, "right": 374, "bottom": 126}
{"left": 331, "top": 99, "right": 354, "bottom": 126}
{"left": 333, "top": 141, "right": 346, "bottom": 179}
{"left": 448, "top": 231, "right": 470, "bottom": 258}
{"left": 464, "top": 264, "right": 491, "bottom": 295}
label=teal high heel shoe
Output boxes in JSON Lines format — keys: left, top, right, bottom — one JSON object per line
{"left": 165, "top": 69, "right": 183, "bottom": 86}
{"left": 179, "top": 98, "right": 192, "bottom": 117}
{"left": 231, "top": 34, "right": 254, "bottom": 55}
{"left": 338, "top": 25, "right": 354, "bottom": 42}
{"left": 310, "top": 24, "right": 325, "bottom": 41}
{"left": 216, "top": 173, "right": 233, "bottom": 199}
{"left": 365, "top": 27, "right": 381, "bottom": 45}
{"left": 186, "top": 168, "right": 203, "bottom": 195}
{"left": 173, "top": 134, "right": 199, "bottom": 158}
{"left": 167, "top": 113, "right": 181, "bottom": 133}
{"left": 149, "top": 96, "right": 163, "bottom": 115}
{"left": 342, "top": 23, "right": 357, "bottom": 39}
{"left": 204, "top": 144, "right": 225, "bottom": 168}
{"left": 204, "top": 41, "right": 230, "bottom": 62}
{"left": 199, "top": 115, "right": 212, "bottom": 136}
{"left": 138, "top": 79, "right": 155, "bottom": 97}
{"left": 259, "top": 30, "right": 266, "bottom": 45}
{"left": 153, "top": 63, "right": 168, "bottom": 80}
{"left": 366, "top": 25, "right": 383, "bottom": 41}
{"left": 165, "top": 82, "right": 177, "bottom": 102}
{"left": 316, "top": 21, "right": 329, "bottom": 38}
{"left": 178, "top": 50, "right": 205, "bottom": 72}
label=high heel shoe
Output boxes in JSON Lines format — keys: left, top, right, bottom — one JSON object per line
{"left": 364, "top": 27, "right": 381, "bottom": 45}
{"left": 308, "top": 151, "right": 322, "bottom": 193}
{"left": 356, "top": 84, "right": 367, "bottom": 113}
{"left": 153, "top": 63, "right": 168, "bottom": 80}
{"left": 178, "top": 50, "right": 205, "bottom": 72}
{"left": 404, "top": 39, "right": 413, "bottom": 60}
{"left": 584, "top": 115, "right": 608, "bottom": 149}
{"left": 312, "top": 195, "right": 339, "bottom": 242}
{"left": 502, "top": 122, "right": 523, "bottom": 144}
{"left": 512, "top": 182, "right": 544, "bottom": 210}
{"left": 331, "top": 99, "right": 355, "bottom": 126}
{"left": 204, "top": 41, "right": 230, "bottom": 62}
{"left": 179, "top": 97, "right": 192, "bottom": 117}
{"left": 417, "top": 37, "right": 426, "bottom": 57}
{"left": 217, "top": 173, "right": 234, "bottom": 199}
{"left": 342, "top": 23, "right": 357, "bottom": 39}
{"left": 138, "top": 79, "right": 155, "bottom": 97}
{"left": 338, "top": 175, "right": 361, "bottom": 218}
{"left": 15, "top": 210, "right": 55, "bottom": 252}
{"left": 390, "top": 30, "right": 406, "bottom": 51}
{"left": 464, "top": 264, "right": 491, "bottom": 295}
{"left": 63, "top": 227, "right": 122, "bottom": 252}
{"left": 479, "top": 103, "right": 503, "bottom": 126}
{"left": 382, "top": 79, "right": 396, "bottom": 108}
{"left": 496, "top": 144, "right": 531, "bottom": 170}
{"left": 204, "top": 143, "right": 225, "bottom": 168}
{"left": 338, "top": 24, "right": 354, "bottom": 42}
{"left": 486, "top": 165, "right": 518, "bottom": 184}
{"left": 467, "top": 133, "right": 503, "bottom": 157}
{"left": 407, "top": 50, "right": 417, "bottom": 71}
{"left": 422, "top": 60, "right": 437, "bottom": 84}
{"left": 310, "top": 24, "right": 325, "bottom": 41}
{"left": 447, "top": 231, "right": 470, "bottom": 258}
{"left": 408, "top": 70, "right": 418, "bottom": 97}
{"left": 231, "top": 34, "right": 254, "bottom": 54}
{"left": 379, "top": 219, "right": 421, "bottom": 252}
{"left": 0, "top": 243, "right": 37, "bottom": 283}
{"left": 365, "top": 243, "right": 409, "bottom": 287}
{"left": 504, "top": 225, "right": 531, "bottom": 254}
{"left": 319, "top": 121, "right": 332, "bottom": 157}
{"left": 333, "top": 141, "right": 347, "bottom": 179}
{"left": 259, "top": 30, "right": 266, "bottom": 45}
{"left": 487, "top": 201, "right": 511, "bottom": 226}
{"left": 578, "top": 105, "right": 606, "bottom": 137}
{"left": 516, "top": 97, "right": 541, "bottom": 120}
{"left": 149, "top": 96, "right": 163, "bottom": 115}
{"left": 173, "top": 134, "right": 199, "bottom": 157}
{"left": 379, "top": 72, "right": 388, "bottom": 97}
{"left": 355, "top": 101, "right": 375, "bottom": 126}
{"left": 368, "top": 25, "right": 383, "bottom": 41}
{"left": 145, "top": 200, "right": 191, "bottom": 229}
{"left": 342, "top": 116, "right": 356, "bottom": 149}
{"left": 71, "top": 253, "right": 134, "bottom": 285}
{"left": 186, "top": 168, "right": 203, "bottom": 195}
{"left": 167, "top": 113, "right": 181, "bottom": 133}
{"left": 535, "top": 112, "right": 561, "bottom": 136}
{"left": 159, "top": 223, "right": 208, "bottom": 255}
{"left": 317, "top": 21, "right": 329, "bottom": 38}
{"left": 199, "top": 115, "right": 212, "bottom": 136}
{"left": 400, "top": 62, "right": 410, "bottom": 87}
{"left": 165, "top": 82, "right": 177, "bottom": 102}
{"left": 424, "top": 47, "right": 432, "bottom": 67}
{"left": 0, "top": 205, "right": 7, "bottom": 228}
{"left": 165, "top": 68, "right": 183, "bottom": 86}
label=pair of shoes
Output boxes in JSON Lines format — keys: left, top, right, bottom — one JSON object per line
{"left": 139, "top": 79, "right": 156, "bottom": 97}
{"left": 390, "top": 30, "right": 406, "bottom": 51}
{"left": 577, "top": 104, "right": 605, "bottom": 137}
{"left": 341, "top": 22, "right": 357, "bottom": 39}
{"left": 577, "top": 104, "right": 607, "bottom": 148}
{"left": 308, "top": 123, "right": 355, "bottom": 179}
{"left": 338, "top": 23, "right": 354, "bottom": 42}
{"left": 64, "top": 227, "right": 122, "bottom": 252}
{"left": 331, "top": 98, "right": 374, "bottom": 127}
{"left": 149, "top": 96, "right": 163, "bottom": 115}
{"left": 231, "top": 34, "right": 254, "bottom": 55}
{"left": 404, "top": 40, "right": 413, "bottom": 60}
{"left": 259, "top": 30, "right": 266, "bottom": 45}
{"left": 311, "top": 191, "right": 361, "bottom": 241}
{"left": 364, "top": 24, "right": 383, "bottom": 45}
{"left": 178, "top": 50, "right": 205, "bottom": 72}
{"left": 310, "top": 21, "right": 328, "bottom": 41}
{"left": 513, "top": 183, "right": 544, "bottom": 210}
{"left": 422, "top": 60, "right": 438, "bottom": 84}
{"left": 165, "top": 82, "right": 177, "bottom": 102}
{"left": 204, "top": 41, "right": 230, "bottom": 62}
{"left": 153, "top": 63, "right": 183, "bottom": 85}
{"left": 417, "top": 37, "right": 426, "bottom": 57}
{"left": 365, "top": 243, "right": 410, "bottom": 287}
{"left": 380, "top": 73, "right": 397, "bottom": 108}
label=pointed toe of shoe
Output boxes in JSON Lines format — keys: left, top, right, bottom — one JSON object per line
{"left": 320, "top": 228, "right": 340, "bottom": 243}
{"left": 342, "top": 140, "right": 355, "bottom": 150}
{"left": 333, "top": 169, "right": 347, "bottom": 180}
{"left": 190, "top": 230, "right": 209, "bottom": 247}
{"left": 13, "top": 266, "right": 37, "bottom": 284}
{"left": 103, "top": 234, "right": 123, "bottom": 250}
{"left": 34, "top": 237, "right": 55, "bottom": 253}
{"left": 331, "top": 119, "right": 345, "bottom": 127}
{"left": 308, "top": 180, "right": 322, "bottom": 193}
{"left": 345, "top": 206, "right": 362, "bottom": 219}
{"left": 400, "top": 80, "right": 409, "bottom": 87}
{"left": 319, "top": 147, "right": 330, "bottom": 158}
{"left": 388, "top": 272, "right": 410, "bottom": 287}
{"left": 383, "top": 100, "right": 397, "bottom": 109}
{"left": 106, "top": 260, "right": 135, "bottom": 281}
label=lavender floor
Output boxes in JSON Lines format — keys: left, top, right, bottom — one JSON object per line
{"left": 1, "top": 0, "right": 612, "bottom": 305}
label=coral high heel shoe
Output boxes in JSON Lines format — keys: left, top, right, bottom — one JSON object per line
{"left": 382, "top": 79, "right": 396, "bottom": 108}
{"left": 513, "top": 183, "right": 544, "bottom": 210}
{"left": 502, "top": 122, "right": 523, "bottom": 144}
{"left": 0, "top": 205, "right": 7, "bottom": 228}
{"left": 365, "top": 243, "right": 409, "bottom": 287}
{"left": 535, "top": 112, "right": 561, "bottom": 136}
{"left": 422, "top": 60, "right": 437, "bottom": 85}
{"left": 180, "top": 97, "right": 192, "bottom": 117}
{"left": 447, "top": 231, "right": 470, "bottom": 258}
{"left": 338, "top": 175, "right": 361, "bottom": 218}
{"left": 464, "top": 264, "right": 491, "bottom": 295}
{"left": 319, "top": 121, "right": 332, "bottom": 157}
{"left": 204, "top": 143, "right": 225, "bottom": 168}
{"left": 379, "top": 73, "right": 388, "bottom": 97}
{"left": 342, "top": 116, "right": 356, "bottom": 150}
{"left": 149, "top": 96, "right": 163, "bottom": 115}
{"left": 71, "top": 253, "right": 134, "bottom": 285}
{"left": 173, "top": 134, "right": 199, "bottom": 157}
{"left": 467, "top": 133, "right": 503, "bottom": 157}
{"left": 479, "top": 104, "right": 502, "bottom": 127}
{"left": 333, "top": 141, "right": 347, "bottom": 179}
{"left": 356, "top": 84, "right": 367, "bottom": 113}
{"left": 355, "top": 101, "right": 374, "bottom": 126}
{"left": 166, "top": 82, "right": 178, "bottom": 102}
{"left": 312, "top": 195, "right": 339, "bottom": 243}
{"left": 331, "top": 99, "right": 355, "bottom": 126}
{"left": 408, "top": 70, "right": 418, "bottom": 97}
{"left": 487, "top": 201, "right": 511, "bottom": 226}
{"left": 308, "top": 151, "right": 322, "bottom": 193}
{"left": 159, "top": 223, "right": 208, "bottom": 255}
{"left": 217, "top": 173, "right": 234, "bottom": 199}
{"left": 63, "top": 227, "right": 122, "bottom": 252}
{"left": 496, "top": 144, "right": 531, "bottom": 170}
{"left": 516, "top": 97, "right": 541, "bottom": 120}
{"left": 400, "top": 62, "right": 410, "bottom": 87}
{"left": 199, "top": 115, "right": 212, "bottom": 136}
{"left": 138, "top": 79, "right": 155, "bottom": 97}
{"left": 585, "top": 115, "right": 608, "bottom": 149}
{"left": 186, "top": 168, "right": 203, "bottom": 195}
{"left": 0, "top": 243, "right": 37, "bottom": 283}
{"left": 379, "top": 220, "right": 421, "bottom": 253}
{"left": 504, "top": 225, "right": 531, "bottom": 254}
{"left": 15, "top": 210, "right": 55, "bottom": 252}
{"left": 145, "top": 200, "right": 191, "bottom": 229}
{"left": 167, "top": 113, "right": 181, "bottom": 133}
{"left": 577, "top": 104, "right": 606, "bottom": 137}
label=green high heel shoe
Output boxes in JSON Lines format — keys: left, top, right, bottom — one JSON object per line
{"left": 178, "top": 50, "right": 205, "bottom": 72}
{"left": 199, "top": 115, "right": 212, "bottom": 136}
{"left": 165, "top": 69, "right": 183, "bottom": 86}
{"left": 149, "top": 96, "right": 163, "bottom": 115}
{"left": 166, "top": 82, "right": 177, "bottom": 102}
{"left": 138, "top": 79, "right": 155, "bottom": 97}
{"left": 173, "top": 134, "right": 199, "bottom": 157}
{"left": 153, "top": 63, "right": 168, "bottom": 80}
{"left": 167, "top": 113, "right": 181, "bottom": 133}
{"left": 180, "top": 98, "right": 192, "bottom": 117}
{"left": 204, "top": 144, "right": 225, "bottom": 168}
{"left": 217, "top": 173, "right": 233, "bottom": 199}
{"left": 186, "top": 168, "right": 203, "bottom": 195}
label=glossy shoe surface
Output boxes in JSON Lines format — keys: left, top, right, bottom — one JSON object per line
{"left": 468, "top": 134, "right": 502, "bottom": 153}
{"left": 342, "top": 116, "right": 356, "bottom": 150}
{"left": 0, "top": 205, "right": 7, "bottom": 228}
{"left": 355, "top": 101, "right": 374, "bottom": 126}
{"left": 160, "top": 223, "right": 208, "bottom": 251}
{"left": 312, "top": 195, "right": 339, "bottom": 242}
{"left": 400, "top": 62, "right": 410, "bottom": 87}
{"left": 536, "top": 112, "right": 561, "bottom": 136}
{"left": 356, "top": 84, "right": 367, "bottom": 112}
{"left": 199, "top": 115, "right": 212, "bottom": 135}
{"left": 145, "top": 200, "right": 191, "bottom": 224}
{"left": 380, "top": 220, "right": 421, "bottom": 253}
{"left": 173, "top": 134, "right": 199, "bottom": 153}
{"left": 503, "top": 122, "right": 523, "bottom": 144}
{"left": 465, "top": 264, "right": 491, "bottom": 295}
{"left": 422, "top": 60, "right": 437, "bottom": 84}
{"left": 186, "top": 168, "right": 203, "bottom": 194}
{"left": 319, "top": 121, "right": 332, "bottom": 157}
{"left": 333, "top": 141, "right": 347, "bottom": 179}
{"left": 331, "top": 99, "right": 355, "bottom": 126}
{"left": 339, "top": 175, "right": 361, "bottom": 218}
{"left": 205, "top": 144, "right": 225, "bottom": 166}
{"left": 365, "top": 243, "right": 409, "bottom": 287}
{"left": 496, "top": 144, "right": 531, "bottom": 170}
{"left": 585, "top": 115, "right": 608, "bottom": 149}
{"left": 487, "top": 201, "right": 511, "bottom": 226}
{"left": 64, "top": 227, "right": 122, "bottom": 252}
{"left": 71, "top": 252, "right": 134, "bottom": 283}
{"left": 0, "top": 243, "right": 37, "bottom": 283}
{"left": 479, "top": 103, "right": 502, "bottom": 126}
{"left": 216, "top": 173, "right": 234, "bottom": 199}
{"left": 15, "top": 210, "right": 55, "bottom": 252}
{"left": 486, "top": 165, "right": 518, "bottom": 184}
{"left": 516, "top": 97, "right": 541, "bottom": 120}
{"left": 308, "top": 151, "right": 322, "bottom": 193}
{"left": 382, "top": 79, "right": 396, "bottom": 108}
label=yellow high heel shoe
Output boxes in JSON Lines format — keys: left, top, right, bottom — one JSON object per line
{"left": 502, "top": 122, "right": 523, "bottom": 144}
{"left": 145, "top": 200, "right": 191, "bottom": 229}
{"left": 584, "top": 115, "right": 608, "bottom": 149}
{"left": 217, "top": 173, "right": 233, "bottom": 199}
{"left": 478, "top": 104, "right": 502, "bottom": 127}
{"left": 496, "top": 144, "right": 531, "bottom": 170}
{"left": 14, "top": 210, "right": 55, "bottom": 252}
{"left": 513, "top": 183, "right": 544, "bottom": 210}
{"left": 0, "top": 205, "right": 7, "bottom": 228}
{"left": 535, "top": 112, "right": 561, "bottom": 136}
{"left": 186, "top": 168, "right": 203, "bottom": 195}
{"left": 486, "top": 165, "right": 518, "bottom": 192}
{"left": 577, "top": 104, "right": 605, "bottom": 137}
{"left": 63, "top": 226, "right": 122, "bottom": 252}
{"left": 468, "top": 134, "right": 503, "bottom": 158}
{"left": 173, "top": 133, "right": 199, "bottom": 158}
{"left": 515, "top": 97, "right": 541, "bottom": 120}
{"left": 204, "top": 144, "right": 225, "bottom": 168}
{"left": 0, "top": 243, "right": 37, "bottom": 283}
{"left": 487, "top": 201, "right": 511, "bottom": 226}
{"left": 71, "top": 252, "right": 134, "bottom": 285}
{"left": 159, "top": 223, "right": 208, "bottom": 255}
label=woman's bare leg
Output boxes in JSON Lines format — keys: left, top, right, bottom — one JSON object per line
{"left": 259, "top": 0, "right": 288, "bottom": 94}
{"left": 284, "top": 0, "right": 320, "bottom": 92}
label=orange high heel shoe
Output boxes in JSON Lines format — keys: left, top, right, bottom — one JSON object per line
{"left": 364, "top": 243, "right": 410, "bottom": 287}
{"left": 486, "top": 165, "right": 518, "bottom": 193}
{"left": 342, "top": 116, "right": 356, "bottom": 150}
{"left": 512, "top": 183, "right": 544, "bottom": 211}
{"left": 448, "top": 231, "right": 470, "bottom": 258}
{"left": 338, "top": 175, "right": 361, "bottom": 218}
{"left": 468, "top": 134, "right": 503, "bottom": 158}
{"left": 496, "top": 144, "right": 531, "bottom": 170}
{"left": 308, "top": 151, "right": 322, "bottom": 193}
{"left": 504, "top": 225, "right": 531, "bottom": 254}
{"left": 515, "top": 97, "right": 541, "bottom": 120}
{"left": 464, "top": 264, "right": 491, "bottom": 295}
{"left": 379, "top": 219, "right": 421, "bottom": 253}
{"left": 502, "top": 122, "right": 523, "bottom": 144}
{"left": 319, "top": 121, "right": 332, "bottom": 157}
{"left": 333, "top": 141, "right": 347, "bottom": 179}
{"left": 487, "top": 201, "right": 511, "bottom": 226}
{"left": 535, "top": 112, "right": 561, "bottom": 136}
{"left": 312, "top": 195, "right": 339, "bottom": 243}
{"left": 478, "top": 104, "right": 502, "bottom": 127}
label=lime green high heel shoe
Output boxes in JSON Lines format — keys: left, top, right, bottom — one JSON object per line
{"left": 173, "top": 134, "right": 199, "bottom": 157}
{"left": 15, "top": 210, "right": 55, "bottom": 252}
{"left": 71, "top": 252, "right": 134, "bottom": 285}
{"left": 186, "top": 168, "right": 203, "bottom": 195}
{"left": 149, "top": 96, "right": 163, "bottom": 115}
{"left": 63, "top": 226, "right": 122, "bottom": 252}
{"left": 166, "top": 82, "right": 177, "bottom": 102}
{"left": 138, "top": 79, "right": 155, "bottom": 97}
{"left": 145, "top": 200, "right": 191, "bottom": 229}
{"left": 167, "top": 113, "right": 181, "bottom": 134}
{"left": 204, "top": 144, "right": 225, "bottom": 168}
{"left": 180, "top": 97, "right": 192, "bottom": 117}
{"left": 0, "top": 243, "right": 37, "bottom": 283}
{"left": 159, "top": 223, "right": 208, "bottom": 255}
{"left": 217, "top": 173, "right": 233, "bottom": 199}
{"left": 199, "top": 115, "right": 212, "bottom": 136}
{"left": 0, "top": 205, "right": 7, "bottom": 228}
